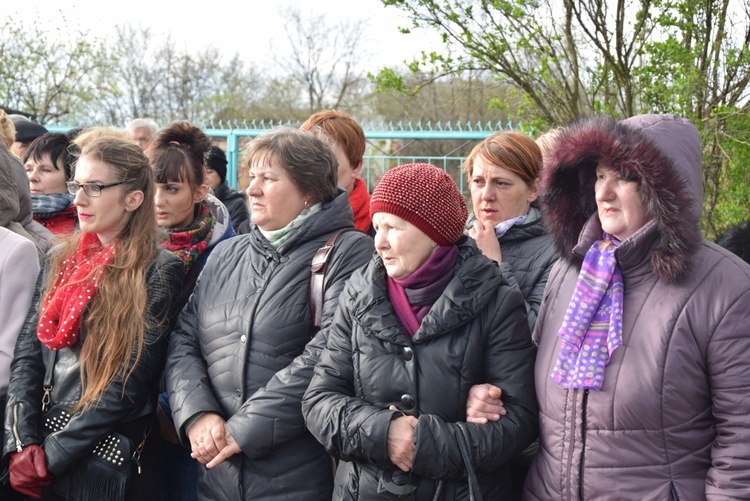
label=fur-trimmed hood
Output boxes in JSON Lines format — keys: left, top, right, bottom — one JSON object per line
{"left": 542, "top": 114, "right": 702, "bottom": 282}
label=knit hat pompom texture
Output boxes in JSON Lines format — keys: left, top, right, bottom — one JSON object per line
{"left": 371, "top": 163, "right": 468, "bottom": 246}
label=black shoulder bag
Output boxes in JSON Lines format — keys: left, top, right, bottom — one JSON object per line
{"left": 39, "top": 349, "right": 147, "bottom": 501}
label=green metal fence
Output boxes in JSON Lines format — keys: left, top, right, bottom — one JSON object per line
{"left": 47, "top": 119, "right": 529, "bottom": 192}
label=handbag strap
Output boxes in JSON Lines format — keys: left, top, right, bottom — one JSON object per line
{"left": 309, "top": 228, "right": 361, "bottom": 330}
{"left": 42, "top": 349, "right": 56, "bottom": 411}
{"left": 457, "top": 422, "right": 484, "bottom": 501}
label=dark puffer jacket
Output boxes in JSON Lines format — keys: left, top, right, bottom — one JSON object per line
{"left": 2, "top": 247, "right": 184, "bottom": 477}
{"left": 212, "top": 181, "right": 249, "bottom": 233}
{"left": 467, "top": 206, "right": 558, "bottom": 331}
{"left": 165, "top": 191, "right": 374, "bottom": 501}
{"left": 524, "top": 115, "right": 750, "bottom": 500}
{"left": 302, "top": 237, "right": 538, "bottom": 500}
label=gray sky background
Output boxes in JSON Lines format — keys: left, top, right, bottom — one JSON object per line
{"left": 8, "top": 0, "right": 441, "bottom": 72}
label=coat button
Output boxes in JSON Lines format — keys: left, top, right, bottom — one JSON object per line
{"left": 400, "top": 394, "right": 415, "bottom": 410}
{"left": 240, "top": 335, "right": 247, "bottom": 343}
{"left": 235, "top": 389, "right": 242, "bottom": 398}
{"left": 401, "top": 347, "right": 413, "bottom": 361}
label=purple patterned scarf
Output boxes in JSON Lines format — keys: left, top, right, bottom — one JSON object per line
{"left": 550, "top": 233, "right": 624, "bottom": 390}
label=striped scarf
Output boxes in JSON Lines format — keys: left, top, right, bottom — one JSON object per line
{"left": 550, "top": 233, "right": 624, "bottom": 390}
{"left": 31, "top": 193, "right": 74, "bottom": 219}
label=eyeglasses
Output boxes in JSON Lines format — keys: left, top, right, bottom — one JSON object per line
{"left": 66, "top": 178, "right": 136, "bottom": 197}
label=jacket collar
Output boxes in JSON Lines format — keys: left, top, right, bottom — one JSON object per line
{"left": 248, "top": 189, "right": 356, "bottom": 257}
{"left": 348, "top": 239, "right": 504, "bottom": 345}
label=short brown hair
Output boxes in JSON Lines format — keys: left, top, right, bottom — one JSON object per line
{"left": 300, "top": 110, "right": 365, "bottom": 169}
{"left": 463, "top": 131, "right": 542, "bottom": 187}
{"left": 244, "top": 127, "right": 339, "bottom": 205}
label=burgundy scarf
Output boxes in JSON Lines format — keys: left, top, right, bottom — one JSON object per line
{"left": 37, "top": 232, "right": 116, "bottom": 350}
{"left": 387, "top": 245, "right": 459, "bottom": 337}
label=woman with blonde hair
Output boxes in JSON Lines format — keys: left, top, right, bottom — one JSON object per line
{"left": 0, "top": 111, "right": 16, "bottom": 150}
{"left": 2, "top": 137, "right": 184, "bottom": 500}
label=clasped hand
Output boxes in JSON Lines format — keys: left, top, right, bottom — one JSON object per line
{"left": 187, "top": 412, "right": 241, "bottom": 469}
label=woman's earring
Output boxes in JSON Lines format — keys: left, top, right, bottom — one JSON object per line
{"left": 304, "top": 199, "right": 309, "bottom": 209}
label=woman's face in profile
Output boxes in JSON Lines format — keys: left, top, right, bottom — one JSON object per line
{"left": 594, "top": 164, "right": 650, "bottom": 241}
{"left": 154, "top": 177, "right": 203, "bottom": 230}
{"left": 373, "top": 212, "right": 437, "bottom": 279}
{"left": 246, "top": 156, "right": 306, "bottom": 231}
{"left": 26, "top": 153, "right": 68, "bottom": 195}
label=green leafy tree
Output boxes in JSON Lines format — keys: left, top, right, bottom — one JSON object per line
{"left": 380, "top": 0, "right": 750, "bottom": 235}
{"left": 0, "top": 15, "right": 118, "bottom": 123}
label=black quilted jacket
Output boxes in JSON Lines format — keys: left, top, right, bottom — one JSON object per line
{"left": 165, "top": 191, "right": 374, "bottom": 500}
{"left": 466, "top": 207, "right": 558, "bottom": 332}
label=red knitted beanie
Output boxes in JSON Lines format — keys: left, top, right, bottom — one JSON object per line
{"left": 370, "top": 163, "right": 468, "bottom": 246}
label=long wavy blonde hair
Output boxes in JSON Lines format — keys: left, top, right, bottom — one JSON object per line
{"left": 42, "top": 137, "right": 159, "bottom": 410}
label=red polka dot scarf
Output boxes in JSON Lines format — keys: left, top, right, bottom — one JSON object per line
{"left": 37, "top": 232, "right": 116, "bottom": 350}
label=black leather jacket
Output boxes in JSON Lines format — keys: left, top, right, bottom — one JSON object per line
{"left": 2, "top": 247, "right": 184, "bottom": 478}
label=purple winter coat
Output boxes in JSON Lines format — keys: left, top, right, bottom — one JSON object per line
{"left": 524, "top": 114, "right": 750, "bottom": 500}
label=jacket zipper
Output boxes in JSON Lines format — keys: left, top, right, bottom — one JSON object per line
{"left": 577, "top": 389, "right": 590, "bottom": 500}
{"left": 12, "top": 403, "right": 23, "bottom": 452}
{"left": 564, "top": 390, "right": 577, "bottom": 500}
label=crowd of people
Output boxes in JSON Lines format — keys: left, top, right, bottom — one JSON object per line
{"left": 0, "top": 107, "right": 748, "bottom": 501}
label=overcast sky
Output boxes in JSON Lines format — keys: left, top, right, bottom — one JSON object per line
{"left": 7, "top": 0, "right": 441, "bottom": 71}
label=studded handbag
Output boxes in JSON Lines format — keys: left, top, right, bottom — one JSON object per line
{"left": 39, "top": 350, "right": 145, "bottom": 501}
{"left": 41, "top": 404, "right": 138, "bottom": 500}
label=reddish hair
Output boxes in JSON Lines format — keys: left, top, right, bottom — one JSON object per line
{"left": 463, "top": 131, "right": 542, "bottom": 188}
{"left": 300, "top": 110, "right": 365, "bottom": 168}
